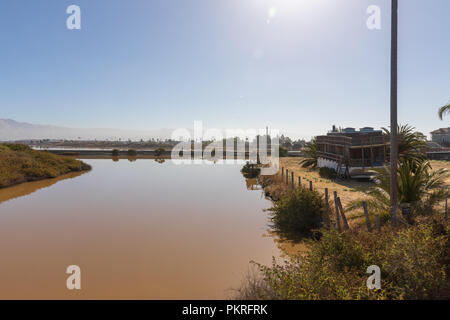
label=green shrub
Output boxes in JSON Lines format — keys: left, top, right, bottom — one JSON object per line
{"left": 3, "top": 143, "right": 31, "bottom": 152}
{"left": 313, "top": 230, "right": 369, "bottom": 272}
{"left": 279, "top": 146, "right": 288, "bottom": 158}
{"left": 112, "top": 149, "right": 120, "bottom": 156}
{"left": 378, "top": 223, "right": 449, "bottom": 299}
{"left": 127, "top": 149, "right": 137, "bottom": 156}
{"left": 154, "top": 147, "right": 165, "bottom": 156}
{"left": 237, "top": 218, "right": 450, "bottom": 300}
{"left": 241, "top": 162, "right": 260, "bottom": 179}
{"left": 268, "top": 187, "right": 324, "bottom": 239}
{"left": 319, "top": 167, "right": 337, "bottom": 179}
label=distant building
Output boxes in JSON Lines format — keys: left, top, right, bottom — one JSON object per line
{"left": 427, "top": 130, "right": 450, "bottom": 161}
{"left": 431, "top": 127, "right": 450, "bottom": 146}
{"left": 316, "top": 126, "right": 389, "bottom": 178}
{"left": 427, "top": 149, "right": 450, "bottom": 161}
{"left": 427, "top": 141, "right": 443, "bottom": 149}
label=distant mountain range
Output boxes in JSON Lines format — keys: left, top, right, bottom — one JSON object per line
{"left": 0, "top": 119, "right": 174, "bottom": 141}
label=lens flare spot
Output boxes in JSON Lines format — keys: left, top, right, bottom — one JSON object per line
{"left": 268, "top": 7, "right": 277, "bottom": 19}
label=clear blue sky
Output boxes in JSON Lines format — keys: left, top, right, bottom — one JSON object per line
{"left": 0, "top": 0, "right": 449, "bottom": 139}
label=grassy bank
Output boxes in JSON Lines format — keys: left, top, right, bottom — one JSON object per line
{"left": 0, "top": 144, "right": 91, "bottom": 188}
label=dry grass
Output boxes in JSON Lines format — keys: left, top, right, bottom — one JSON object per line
{"left": 430, "top": 160, "right": 450, "bottom": 185}
{"left": 278, "top": 157, "right": 450, "bottom": 200}
{"left": 266, "top": 157, "right": 450, "bottom": 228}
{"left": 276, "top": 157, "right": 371, "bottom": 206}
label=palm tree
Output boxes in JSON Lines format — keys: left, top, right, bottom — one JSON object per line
{"left": 347, "top": 159, "right": 449, "bottom": 223}
{"left": 300, "top": 138, "right": 318, "bottom": 168}
{"left": 382, "top": 124, "right": 428, "bottom": 168}
{"left": 438, "top": 103, "right": 450, "bottom": 120}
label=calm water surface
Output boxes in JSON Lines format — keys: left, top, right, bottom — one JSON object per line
{"left": 0, "top": 159, "right": 282, "bottom": 299}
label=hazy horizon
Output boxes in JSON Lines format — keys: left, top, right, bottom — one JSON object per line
{"left": 0, "top": 118, "right": 308, "bottom": 141}
{"left": 2, "top": 116, "right": 448, "bottom": 142}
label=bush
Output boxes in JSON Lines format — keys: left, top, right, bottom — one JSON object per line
{"left": 241, "top": 162, "right": 260, "bottom": 179}
{"left": 319, "top": 167, "right": 337, "bottom": 179}
{"left": 154, "top": 148, "right": 165, "bottom": 156}
{"left": 268, "top": 187, "right": 324, "bottom": 239}
{"left": 237, "top": 217, "right": 450, "bottom": 300}
{"left": 0, "top": 143, "right": 91, "bottom": 188}
{"left": 2, "top": 143, "right": 31, "bottom": 152}
{"left": 112, "top": 149, "right": 120, "bottom": 156}
{"left": 127, "top": 149, "right": 137, "bottom": 156}
{"left": 279, "top": 146, "right": 288, "bottom": 157}
{"left": 378, "top": 222, "right": 449, "bottom": 299}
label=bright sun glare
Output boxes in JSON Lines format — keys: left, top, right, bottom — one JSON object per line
{"left": 266, "top": 0, "right": 315, "bottom": 23}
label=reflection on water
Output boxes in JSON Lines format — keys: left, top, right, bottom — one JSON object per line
{"left": 245, "top": 178, "right": 262, "bottom": 191}
{"left": 0, "top": 159, "right": 281, "bottom": 299}
{"left": 267, "top": 230, "right": 310, "bottom": 257}
{"left": 0, "top": 171, "right": 86, "bottom": 204}
{"left": 111, "top": 157, "right": 163, "bottom": 163}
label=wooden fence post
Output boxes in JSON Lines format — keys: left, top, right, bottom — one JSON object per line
{"left": 291, "top": 172, "right": 294, "bottom": 187}
{"left": 375, "top": 213, "right": 381, "bottom": 233}
{"left": 298, "top": 176, "right": 301, "bottom": 187}
{"left": 286, "top": 169, "right": 289, "bottom": 184}
{"left": 281, "top": 167, "right": 284, "bottom": 177}
{"left": 333, "top": 191, "right": 341, "bottom": 232}
{"left": 445, "top": 197, "right": 448, "bottom": 220}
{"left": 336, "top": 197, "right": 349, "bottom": 230}
{"left": 324, "top": 188, "right": 330, "bottom": 228}
{"left": 309, "top": 181, "right": 313, "bottom": 191}
{"left": 362, "top": 201, "right": 372, "bottom": 232}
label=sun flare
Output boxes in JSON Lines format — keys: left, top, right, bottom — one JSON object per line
{"left": 265, "top": 0, "right": 316, "bottom": 22}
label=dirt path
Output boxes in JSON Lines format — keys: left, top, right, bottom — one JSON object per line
{"left": 277, "top": 158, "right": 372, "bottom": 208}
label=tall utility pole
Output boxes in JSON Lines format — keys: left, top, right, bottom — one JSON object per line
{"left": 390, "top": 0, "right": 399, "bottom": 226}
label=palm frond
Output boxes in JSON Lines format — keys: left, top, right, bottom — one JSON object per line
{"left": 438, "top": 103, "right": 450, "bottom": 120}
{"left": 350, "top": 158, "right": 449, "bottom": 221}
{"left": 382, "top": 124, "right": 427, "bottom": 167}
{"left": 300, "top": 138, "right": 318, "bottom": 168}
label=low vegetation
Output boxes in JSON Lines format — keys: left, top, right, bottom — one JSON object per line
{"left": 0, "top": 144, "right": 91, "bottom": 188}
{"left": 237, "top": 216, "right": 450, "bottom": 300}
{"left": 241, "top": 162, "right": 261, "bottom": 179}
{"left": 127, "top": 149, "right": 138, "bottom": 156}
{"left": 279, "top": 146, "right": 288, "bottom": 158}
{"left": 268, "top": 187, "right": 324, "bottom": 239}
{"left": 154, "top": 147, "right": 166, "bottom": 157}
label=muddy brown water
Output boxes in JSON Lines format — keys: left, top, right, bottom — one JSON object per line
{"left": 0, "top": 159, "right": 282, "bottom": 299}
